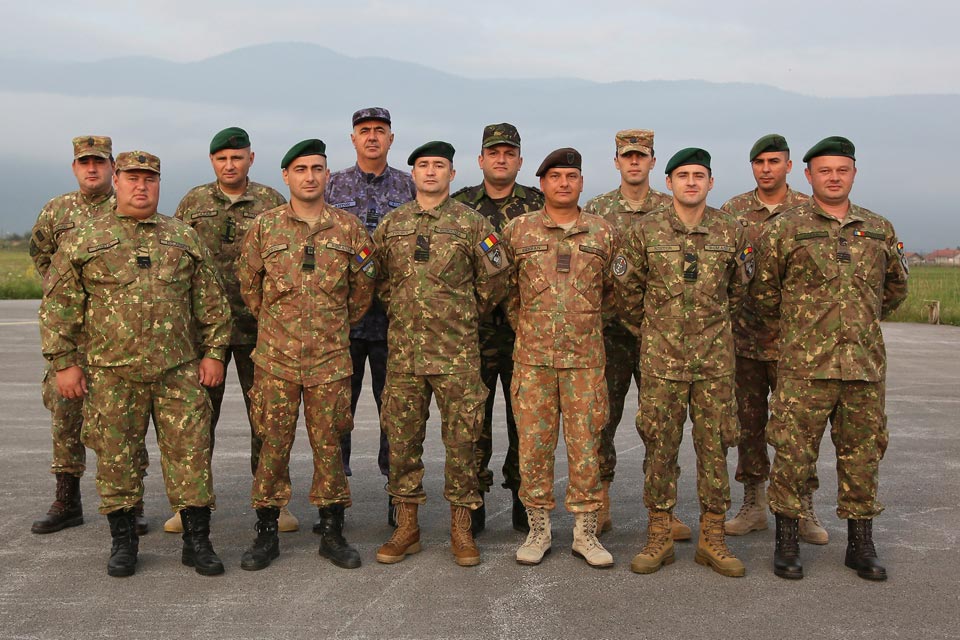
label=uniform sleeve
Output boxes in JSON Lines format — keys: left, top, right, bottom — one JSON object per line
{"left": 30, "top": 202, "right": 57, "bottom": 279}
{"left": 601, "top": 228, "right": 619, "bottom": 321}
{"left": 237, "top": 220, "right": 265, "bottom": 319}
{"left": 472, "top": 217, "right": 512, "bottom": 316}
{"left": 173, "top": 193, "right": 191, "bottom": 222}
{"left": 749, "top": 223, "right": 783, "bottom": 337}
{"left": 500, "top": 220, "right": 519, "bottom": 329}
{"left": 190, "top": 240, "right": 231, "bottom": 361}
{"left": 39, "top": 241, "right": 86, "bottom": 370}
{"left": 728, "top": 223, "right": 754, "bottom": 317}
{"left": 881, "top": 231, "right": 909, "bottom": 320}
{"left": 347, "top": 222, "right": 376, "bottom": 326}
{"left": 371, "top": 222, "right": 392, "bottom": 312}
{"left": 611, "top": 224, "right": 647, "bottom": 337}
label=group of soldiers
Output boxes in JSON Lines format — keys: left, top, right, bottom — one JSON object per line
{"left": 30, "top": 106, "right": 908, "bottom": 582}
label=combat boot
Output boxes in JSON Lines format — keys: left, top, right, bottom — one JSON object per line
{"left": 671, "top": 513, "right": 692, "bottom": 541}
{"left": 572, "top": 511, "right": 614, "bottom": 568}
{"left": 388, "top": 496, "right": 397, "bottom": 527}
{"left": 598, "top": 480, "right": 612, "bottom": 535}
{"left": 516, "top": 508, "right": 551, "bottom": 565}
{"left": 451, "top": 505, "right": 481, "bottom": 567}
{"left": 240, "top": 507, "right": 280, "bottom": 571}
{"left": 31, "top": 473, "right": 83, "bottom": 534}
{"left": 695, "top": 512, "right": 746, "bottom": 577}
{"left": 773, "top": 513, "right": 803, "bottom": 579}
{"left": 631, "top": 510, "right": 675, "bottom": 574}
{"left": 278, "top": 506, "right": 299, "bottom": 532}
{"left": 180, "top": 506, "right": 224, "bottom": 576}
{"left": 106, "top": 508, "right": 139, "bottom": 578}
{"left": 845, "top": 519, "right": 887, "bottom": 581}
{"left": 470, "top": 498, "right": 486, "bottom": 536}
{"left": 799, "top": 492, "right": 829, "bottom": 544}
{"left": 511, "top": 488, "right": 529, "bottom": 533}
{"left": 316, "top": 504, "right": 361, "bottom": 569}
{"left": 376, "top": 502, "right": 421, "bottom": 564}
{"left": 133, "top": 500, "right": 148, "bottom": 536}
{"left": 724, "top": 481, "right": 768, "bottom": 536}
{"left": 163, "top": 510, "right": 183, "bottom": 533}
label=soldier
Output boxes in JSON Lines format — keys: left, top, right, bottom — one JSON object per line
{"left": 172, "top": 127, "right": 292, "bottom": 534}
{"left": 582, "top": 129, "right": 687, "bottom": 540}
{"left": 752, "top": 137, "right": 908, "bottom": 580}
{"left": 613, "top": 148, "right": 753, "bottom": 577}
{"left": 237, "top": 139, "right": 375, "bottom": 571}
{"left": 452, "top": 122, "right": 543, "bottom": 534}
{"left": 504, "top": 147, "right": 616, "bottom": 569}
{"left": 325, "top": 107, "right": 416, "bottom": 526}
{"left": 373, "top": 141, "right": 510, "bottom": 567}
{"left": 40, "top": 151, "right": 231, "bottom": 577}
{"left": 720, "top": 135, "right": 828, "bottom": 544}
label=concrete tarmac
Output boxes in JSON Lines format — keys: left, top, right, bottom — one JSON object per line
{"left": 1, "top": 299, "right": 957, "bottom": 639}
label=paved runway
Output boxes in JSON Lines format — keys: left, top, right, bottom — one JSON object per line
{"left": 1, "top": 299, "right": 957, "bottom": 639}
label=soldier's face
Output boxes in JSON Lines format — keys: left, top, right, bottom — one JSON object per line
{"left": 72, "top": 156, "right": 114, "bottom": 196}
{"left": 666, "top": 166, "right": 713, "bottom": 208}
{"left": 614, "top": 151, "right": 656, "bottom": 187}
{"left": 539, "top": 168, "right": 583, "bottom": 208}
{"left": 210, "top": 147, "right": 254, "bottom": 191}
{"left": 478, "top": 145, "right": 522, "bottom": 187}
{"left": 351, "top": 121, "right": 394, "bottom": 162}
{"left": 805, "top": 156, "right": 856, "bottom": 207}
{"left": 283, "top": 155, "right": 329, "bottom": 203}
{"left": 751, "top": 151, "right": 791, "bottom": 195}
{"left": 412, "top": 157, "right": 455, "bottom": 195}
{"left": 113, "top": 170, "right": 160, "bottom": 218}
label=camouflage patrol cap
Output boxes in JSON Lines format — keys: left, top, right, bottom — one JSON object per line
{"left": 616, "top": 129, "right": 654, "bottom": 156}
{"left": 281, "top": 139, "right": 327, "bottom": 169}
{"left": 535, "top": 147, "right": 582, "bottom": 177}
{"left": 407, "top": 140, "right": 455, "bottom": 165}
{"left": 664, "top": 148, "right": 711, "bottom": 174}
{"left": 115, "top": 150, "right": 160, "bottom": 174}
{"left": 749, "top": 134, "right": 789, "bottom": 161}
{"left": 352, "top": 107, "right": 391, "bottom": 127}
{"left": 72, "top": 135, "right": 112, "bottom": 160}
{"left": 482, "top": 123, "right": 521, "bottom": 148}
{"left": 209, "top": 127, "right": 250, "bottom": 154}
{"left": 803, "top": 136, "right": 856, "bottom": 163}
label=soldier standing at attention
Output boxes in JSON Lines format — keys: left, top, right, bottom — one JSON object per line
{"left": 503, "top": 148, "right": 616, "bottom": 569}
{"left": 237, "top": 139, "right": 375, "bottom": 571}
{"left": 613, "top": 148, "right": 753, "bottom": 577}
{"left": 325, "top": 107, "right": 416, "bottom": 526}
{"left": 720, "top": 135, "right": 828, "bottom": 544}
{"left": 753, "top": 137, "right": 907, "bottom": 581}
{"left": 452, "top": 122, "right": 543, "bottom": 534}
{"left": 40, "top": 151, "right": 231, "bottom": 578}
{"left": 374, "top": 141, "right": 510, "bottom": 567}
{"left": 172, "top": 127, "right": 291, "bottom": 534}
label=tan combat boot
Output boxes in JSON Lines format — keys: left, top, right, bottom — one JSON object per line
{"left": 163, "top": 510, "right": 183, "bottom": 533}
{"left": 572, "top": 511, "right": 614, "bottom": 568}
{"left": 724, "top": 481, "right": 768, "bottom": 536}
{"left": 278, "top": 506, "right": 299, "bottom": 533}
{"left": 516, "top": 508, "right": 552, "bottom": 565}
{"left": 450, "top": 504, "right": 481, "bottom": 567}
{"left": 376, "top": 502, "right": 421, "bottom": 564}
{"left": 695, "top": 512, "right": 746, "bottom": 577}
{"left": 671, "top": 513, "right": 692, "bottom": 541}
{"left": 799, "top": 492, "right": 829, "bottom": 545}
{"left": 598, "top": 481, "right": 612, "bottom": 534}
{"left": 631, "top": 510, "right": 675, "bottom": 574}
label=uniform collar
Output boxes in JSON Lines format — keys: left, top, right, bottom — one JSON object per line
{"left": 80, "top": 189, "right": 114, "bottom": 206}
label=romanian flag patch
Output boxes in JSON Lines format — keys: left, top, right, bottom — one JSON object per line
{"left": 897, "top": 241, "right": 904, "bottom": 254}
{"left": 853, "top": 230, "right": 868, "bottom": 237}
{"left": 354, "top": 245, "right": 372, "bottom": 265}
{"left": 739, "top": 246, "right": 754, "bottom": 261}
{"left": 479, "top": 233, "right": 499, "bottom": 253}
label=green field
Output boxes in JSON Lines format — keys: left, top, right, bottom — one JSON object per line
{"left": 0, "top": 246, "right": 41, "bottom": 299}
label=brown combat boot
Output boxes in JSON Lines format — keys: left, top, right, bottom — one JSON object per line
{"left": 572, "top": 511, "right": 614, "bottom": 568}
{"left": 695, "top": 512, "right": 746, "bottom": 577}
{"left": 671, "top": 513, "right": 692, "bottom": 541}
{"left": 799, "top": 492, "right": 829, "bottom": 545}
{"left": 163, "top": 510, "right": 183, "bottom": 533}
{"left": 31, "top": 473, "right": 83, "bottom": 534}
{"left": 631, "top": 510, "right": 675, "bottom": 574}
{"left": 598, "top": 480, "right": 612, "bottom": 535}
{"left": 450, "top": 505, "right": 481, "bottom": 567}
{"left": 376, "top": 502, "right": 421, "bottom": 564}
{"left": 725, "top": 481, "right": 768, "bottom": 536}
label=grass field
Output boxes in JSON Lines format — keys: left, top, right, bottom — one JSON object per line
{"left": 0, "top": 246, "right": 41, "bottom": 299}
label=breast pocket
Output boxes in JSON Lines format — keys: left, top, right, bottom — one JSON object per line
{"left": 646, "top": 249, "right": 683, "bottom": 308}
{"left": 428, "top": 241, "right": 471, "bottom": 289}
{"left": 794, "top": 238, "right": 838, "bottom": 288}
{"left": 700, "top": 246, "right": 735, "bottom": 301}
{"left": 85, "top": 245, "right": 137, "bottom": 287}
{"left": 571, "top": 250, "right": 604, "bottom": 310}
{"left": 317, "top": 244, "right": 350, "bottom": 295}
{"left": 518, "top": 253, "right": 551, "bottom": 301}
{"left": 262, "top": 246, "right": 300, "bottom": 296}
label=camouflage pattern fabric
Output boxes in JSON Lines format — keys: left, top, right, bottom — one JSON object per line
{"left": 733, "top": 356, "right": 778, "bottom": 485}
{"left": 452, "top": 183, "right": 544, "bottom": 236}
{"left": 207, "top": 344, "right": 260, "bottom": 475}
{"left": 582, "top": 186, "right": 671, "bottom": 234}
{"left": 40, "top": 366, "right": 86, "bottom": 475}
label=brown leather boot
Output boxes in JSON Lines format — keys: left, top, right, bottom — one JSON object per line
{"left": 671, "top": 513, "right": 692, "bottom": 541}
{"left": 598, "top": 481, "right": 612, "bottom": 535}
{"left": 725, "top": 481, "right": 768, "bottom": 536}
{"left": 631, "top": 510, "right": 675, "bottom": 574}
{"left": 799, "top": 492, "right": 829, "bottom": 545}
{"left": 695, "top": 512, "right": 746, "bottom": 577}
{"left": 32, "top": 473, "right": 83, "bottom": 534}
{"left": 376, "top": 502, "right": 421, "bottom": 564}
{"left": 450, "top": 505, "right": 481, "bottom": 567}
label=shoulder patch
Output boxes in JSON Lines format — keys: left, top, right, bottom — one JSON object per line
{"left": 613, "top": 255, "right": 628, "bottom": 277}
{"left": 478, "top": 233, "right": 499, "bottom": 253}
{"left": 87, "top": 238, "right": 120, "bottom": 253}
{"left": 353, "top": 245, "right": 373, "bottom": 270}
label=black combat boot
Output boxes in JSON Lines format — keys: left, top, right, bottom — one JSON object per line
{"left": 845, "top": 519, "right": 887, "bottom": 581}
{"left": 180, "top": 506, "right": 225, "bottom": 576}
{"left": 31, "top": 473, "right": 83, "bottom": 534}
{"left": 317, "top": 504, "right": 361, "bottom": 569}
{"left": 512, "top": 488, "right": 529, "bottom": 533}
{"left": 471, "top": 497, "right": 486, "bottom": 535}
{"left": 106, "top": 508, "right": 139, "bottom": 577}
{"left": 240, "top": 507, "right": 280, "bottom": 571}
{"left": 774, "top": 513, "right": 803, "bottom": 579}
{"left": 133, "top": 500, "right": 148, "bottom": 536}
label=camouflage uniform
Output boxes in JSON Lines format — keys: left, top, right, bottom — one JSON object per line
{"left": 583, "top": 186, "right": 671, "bottom": 483}
{"left": 613, "top": 205, "right": 753, "bottom": 515}
{"left": 175, "top": 180, "right": 285, "bottom": 473}
{"left": 373, "top": 197, "right": 510, "bottom": 508}
{"left": 452, "top": 182, "right": 544, "bottom": 493}
{"left": 238, "top": 203, "right": 375, "bottom": 508}
{"left": 752, "top": 201, "right": 908, "bottom": 519}
{"left": 40, "top": 211, "right": 231, "bottom": 514}
{"left": 502, "top": 209, "right": 616, "bottom": 512}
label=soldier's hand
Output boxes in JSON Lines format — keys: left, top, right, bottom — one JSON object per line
{"left": 198, "top": 357, "right": 225, "bottom": 388}
{"left": 56, "top": 365, "right": 87, "bottom": 399}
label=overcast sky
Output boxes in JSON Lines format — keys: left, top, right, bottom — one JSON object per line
{"left": 3, "top": 1, "right": 957, "bottom": 98}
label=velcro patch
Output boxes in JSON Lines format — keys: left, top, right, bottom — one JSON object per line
{"left": 705, "top": 244, "right": 735, "bottom": 253}
{"left": 738, "top": 246, "right": 754, "bottom": 262}
{"left": 160, "top": 239, "right": 190, "bottom": 252}
{"left": 326, "top": 242, "right": 355, "bottom": 254}
{"left": 478, "top": 233, "right": 500, "bottom": 253}
{"left": 612, "top": 255, "right": 628, "bottom": 277}
{"left": 54, "top": 222, "right": 75, "bottom": 233}
{"left": 354, "top": 245, "right": 372, "bottom": 265}
{"left": 332, "top": 201, "right": 357, "bottom": 210}
{"left": 190, "top": 210, "right": 219, "bottom": 219}
{"left": 852, "top": 229, "right": 886, "bottom": 240}
{"left": 87, "top": 238, "right": 119, "bottom": 253}
{"left": 262, "top": 243, "right": 288, "bottom": 258}
{"left": 435, "top": 227, "right": 467, "bottom": 239}
{"left": 385, "top": 228, "right": 416, "bottom": 239}
{"left": 795, "top": 231, "right": 829, "bottom": 241}
{"left": 388, "top": 201, "right": 404, "bottom": 208}
{"left": 648, "top": 244, "right": 681, "bottom": 253}
{"left": 579, "top": 245, "right": 608, "bottom": 260}
{"left": 516, "top": 244, "right": 547, "bottom": 255}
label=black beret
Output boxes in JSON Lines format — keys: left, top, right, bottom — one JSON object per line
{"left": 665, "top": 147, "right": 711, "bottom": 174}
{"left": 210, "top": 127, "right": 250, "bottom": 154}
{"left": 407, "top": 141, "right": 455, "bottom": 165}
{"left": 802, "top": 136, "right": 856, "bottom": 163}
{"left": 281, "top": 139, "right": 327, "bottom": 169}
{"left": 749, "top": 134, "right": 789, "bottom": 161}
{"left": 535, "top": 147, "right": 582, "bottom": 177}
{"left": 352, "top": 107, "right": 391, "bottom": 127}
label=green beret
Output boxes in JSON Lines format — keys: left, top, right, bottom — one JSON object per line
{"left": 407, "top": 141, "right": 455, "bottom": 166}
{"left": 665, "top": 147, "right": 711, "bottom": 174}
{"left": 210, "top": 127, "right": 250, "bottom": 154}
{"left": 802, "top": 136, "right": 856, "bottom": 163}
{"left": 281, "top": 139, "right": 327, "bottom": 169}
{"left": 749, "top": 134, "right": 789, "bottom": 161}
{"left": 535, "top": 147, "right": 582, "bottom": 177}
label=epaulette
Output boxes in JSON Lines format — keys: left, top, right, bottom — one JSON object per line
{"left": 450, "top": 185, "right": 481, "bottom": 203}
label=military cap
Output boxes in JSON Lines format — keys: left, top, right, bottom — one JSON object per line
{"left": 535, "top": 147, "right": 582, "bottom": 177}
{"left": 482, "top": 123, "right": 521, "bottom": 148}
{"left": 115, "top": 150, "right": 160, "bottom": 174}
{"left": 802, "top": 136, "right": 856, "bottom": 163}
{"left": 616, "top": 129, "right": 654, "bottom": 156}
{"left": 664, "top": 147, "right": 711, "bottom": 174}
{"left": 209, "top": 127, "right": 250, "bottom": 154}
{"left": 72, "top": 135, "right": 112, "bottom": 160}
{"left": 281, "top": 139, "right": 327, "bottom": 169}
{"left": 407, "top": 140, "right": 455, "bottom": 165}
{"left": 352, "top": 107, "right": 392, "bottom": 127}
{"left": 749, "top": 134, "right": 789, "bottom": 161}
